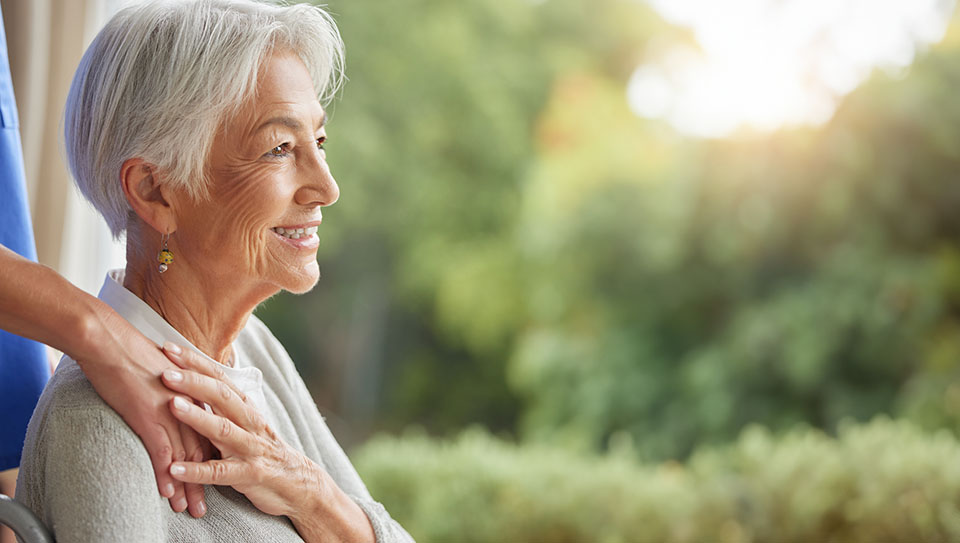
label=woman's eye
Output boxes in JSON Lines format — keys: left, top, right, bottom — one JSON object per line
{"left": 316, "top": 136, "right": 326, "bottom": 150}
{"left": 268, "top": 144, "right": 289, "bottom": 157}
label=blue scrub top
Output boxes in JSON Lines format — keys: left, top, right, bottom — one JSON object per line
{"left": 0, "top": 9, "right": 51, "bottom": 471}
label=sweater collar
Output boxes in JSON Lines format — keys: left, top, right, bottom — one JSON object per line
{"left": 98, "top": 269, "right": 266, "bottom": 412}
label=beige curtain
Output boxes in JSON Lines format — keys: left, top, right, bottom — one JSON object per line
{"left": 1, "top": 0, "right": 125, "bottom": 294}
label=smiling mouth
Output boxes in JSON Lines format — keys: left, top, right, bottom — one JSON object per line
{"left": 271, "top": 225, "right": 318, "bottom": 240}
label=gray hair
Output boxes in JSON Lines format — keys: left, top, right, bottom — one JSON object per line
{"left": 64, "top": 0, "right": 345, "bottom": 237}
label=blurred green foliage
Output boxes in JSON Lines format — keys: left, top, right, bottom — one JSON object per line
{"left": 257, "top": 0, "right": 960, "bottom": 461}
{"left": 356, "top": 418, "right": 960, "bottom": 543}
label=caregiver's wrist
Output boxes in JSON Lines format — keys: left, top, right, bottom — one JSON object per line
{"left": 21, "top": 260, "right": 96, "bottom": 361}
{"left": 53, "top": 275, "right": 110, "bottom": 365}
{"left": 72, "top": 294, "right": 124, "bottom": 368}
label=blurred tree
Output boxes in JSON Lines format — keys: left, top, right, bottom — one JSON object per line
{"left": 506, "top": 12, "right": 960, "bottom": 458}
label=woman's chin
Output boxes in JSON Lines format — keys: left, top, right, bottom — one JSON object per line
{"left": 281, "top": 261, "right": 321, "bottom": 294}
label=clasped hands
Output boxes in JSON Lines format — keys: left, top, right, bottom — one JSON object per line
{"left": 128, "top": 341, "right": 373, "bottom": 541}
{"left": 158, "top": 343, "right": 330, "bottom": 522}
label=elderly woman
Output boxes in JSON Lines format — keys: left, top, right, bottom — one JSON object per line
{"left": 15, "top": 1, "right": 414, "bottom": 541}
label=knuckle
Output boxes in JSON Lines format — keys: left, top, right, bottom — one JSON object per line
{"left": 264, "top": 425, "right": 278, "bottom": 441}
{"left": 218, "top": 418, "right": 232, "bottom": 439}
{"left": 173, "top": 449, "right": 186, "bottom": 462}
{"left": 217, "top": 381, "right": 232, "bottom": 402}
{"left": 250, "top": 412, "right": 266, "bottom": 432}
{"left": 212, "top": 462, "right": 229, "bottom": 482}
{"left": 156, "top": 444, "right": 173, "bottom": 459}
{"left": 190, "top": 447, "right": 204, "bottom": 462}
{"left": 187, "top": 352, "right": 205, "bottom": 372}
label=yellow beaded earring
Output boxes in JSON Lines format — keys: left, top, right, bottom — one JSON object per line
{"left": 157, "top": 233, "right": 174, "bottom": 273}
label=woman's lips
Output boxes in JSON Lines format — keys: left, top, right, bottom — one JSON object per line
{"left": 270, "top": 225, "right": 319, "bottom": 249}
{"left": 271, "top": 225, "right": 318, "bottom": 239}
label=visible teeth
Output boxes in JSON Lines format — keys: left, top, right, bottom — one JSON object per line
{"left": 272, "top": 226, "right": 317, "bottom": 240}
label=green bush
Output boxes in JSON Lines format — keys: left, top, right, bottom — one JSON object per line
{"left": 354, "top": 418, "right": 960, "bottom": 542}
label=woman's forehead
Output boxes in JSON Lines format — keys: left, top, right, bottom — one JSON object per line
{"left": 233, "top": 54, "right": 326, "bottom": 134}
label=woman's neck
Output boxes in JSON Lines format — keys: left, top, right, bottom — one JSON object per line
{"left": 122, "top": 238, "right": 274, "bottom": 365}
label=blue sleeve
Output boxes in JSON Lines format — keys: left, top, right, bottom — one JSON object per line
{"left": 0, "top": 8, "right": 51, "bottom": 471}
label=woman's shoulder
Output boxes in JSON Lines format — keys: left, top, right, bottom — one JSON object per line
{"left": 39, "top": 358, "right": 105, "bottom": 410}
{"left": 21, "top": 357, "right": 145, "bottom": 460}
{"left": 16, "top": 358, "right": 158, "bottom": 535}
{"left": 19, "top": 357, "right": 151, "bottom": 485}
{"left": 21, "top": 357, "right": 120, "bottom": 440}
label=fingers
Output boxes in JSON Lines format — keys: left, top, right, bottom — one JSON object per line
{"left": 135, "top": 410, "right": 187, "bottom": 512}
{"left": 170, "top": 459, "right": 250, "bottom": 486}
{"left": 180, "top": 419, "right": 207, "bottom": 468}
{"left": 183, "top": 480, "right": 207, "bottom": 519}
{"left": 179, "top": 423, "right": 209, "bottom": 518}
{"left": 164, "top": 420, "right": 189, "bottom": 513}
{"left": 162, "top": 342, "right": 247, "bottom": 403}
{"left": 140, "top": 422, "right": 177, "bottom": 499}
{"left": 162, "top": 368, "right": 264, "bottom": 433}
{"left": 168, "top": 395, "right": 254, "bottom": 455}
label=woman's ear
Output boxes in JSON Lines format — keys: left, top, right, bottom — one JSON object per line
{"left": 120, "top": 158, "right": 176, "bottom": 233}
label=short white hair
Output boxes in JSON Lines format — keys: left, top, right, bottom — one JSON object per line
{"left": 65, "top": 0, "right": 345, "bottom": 237}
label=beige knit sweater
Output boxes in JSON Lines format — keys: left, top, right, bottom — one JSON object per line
{"left": 16, "top": 273, "right": 413, "bottom": 543}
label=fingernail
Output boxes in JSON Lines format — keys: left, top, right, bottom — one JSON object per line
{"left": 175, "top": 497, "right": 188, "bottom": 512}
{"left": 197, "top": 501, "right": 207, "bottom": 516}
{"left": 173, "top": 396, "right": 190, "bottom": 411}
{"left": 163, "top": 482, "right": 175, "bottom": 497}
{"left": 164, "top": 369, "right": 183, "bottom": 382}
{"left": 164, "top": 341, "right": 182, "bottom": 355}
{"left": 170, "top": 463, "right": 186, "bottom": 476}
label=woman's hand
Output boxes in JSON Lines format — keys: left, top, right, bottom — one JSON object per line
{"left": 161, "top": 346, "right": 374, "bottom": 543}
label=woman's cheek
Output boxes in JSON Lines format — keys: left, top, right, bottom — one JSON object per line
{"left": 198, "top": 196, "right": 263, "bottom": 268}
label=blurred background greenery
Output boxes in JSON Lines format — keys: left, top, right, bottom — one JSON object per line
{"left": 254, "top": 0, "right": 960, "bottom": 540}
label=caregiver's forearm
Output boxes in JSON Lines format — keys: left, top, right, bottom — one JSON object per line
{"left": 0, "top": 244, "right": 105, "bottom": 357}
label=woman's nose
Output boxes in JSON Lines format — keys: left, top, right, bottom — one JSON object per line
{"left": 295, "top": 150, "right": 339, "bottom": 207}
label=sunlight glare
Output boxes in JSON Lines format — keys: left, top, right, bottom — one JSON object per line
{"left": 628, "top": 0, "right": 956, "bottom": 138}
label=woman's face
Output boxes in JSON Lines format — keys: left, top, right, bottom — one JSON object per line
{"left": 171, "top": 50, "right": 338, "bottom": 296}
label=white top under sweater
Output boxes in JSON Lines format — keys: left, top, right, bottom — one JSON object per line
{"left": 16, "top": 271, "right": 414, "bottom": 543}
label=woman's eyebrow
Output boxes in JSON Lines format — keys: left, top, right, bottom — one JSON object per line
{"left": 255, "top": 113, "right": 327, "bottom": 133}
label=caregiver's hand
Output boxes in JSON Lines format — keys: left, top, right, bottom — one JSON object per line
{"left": 79, "top": 308, "right": 210, "bottom": 518}
{"left": 77, "top": 306, "right": 210, "bottom": 518}
{"left": 0, "top": 245, "right": 208, "bottom": 517}
{"left": 161, "top": 345, "right": 375, "bottom": 543}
